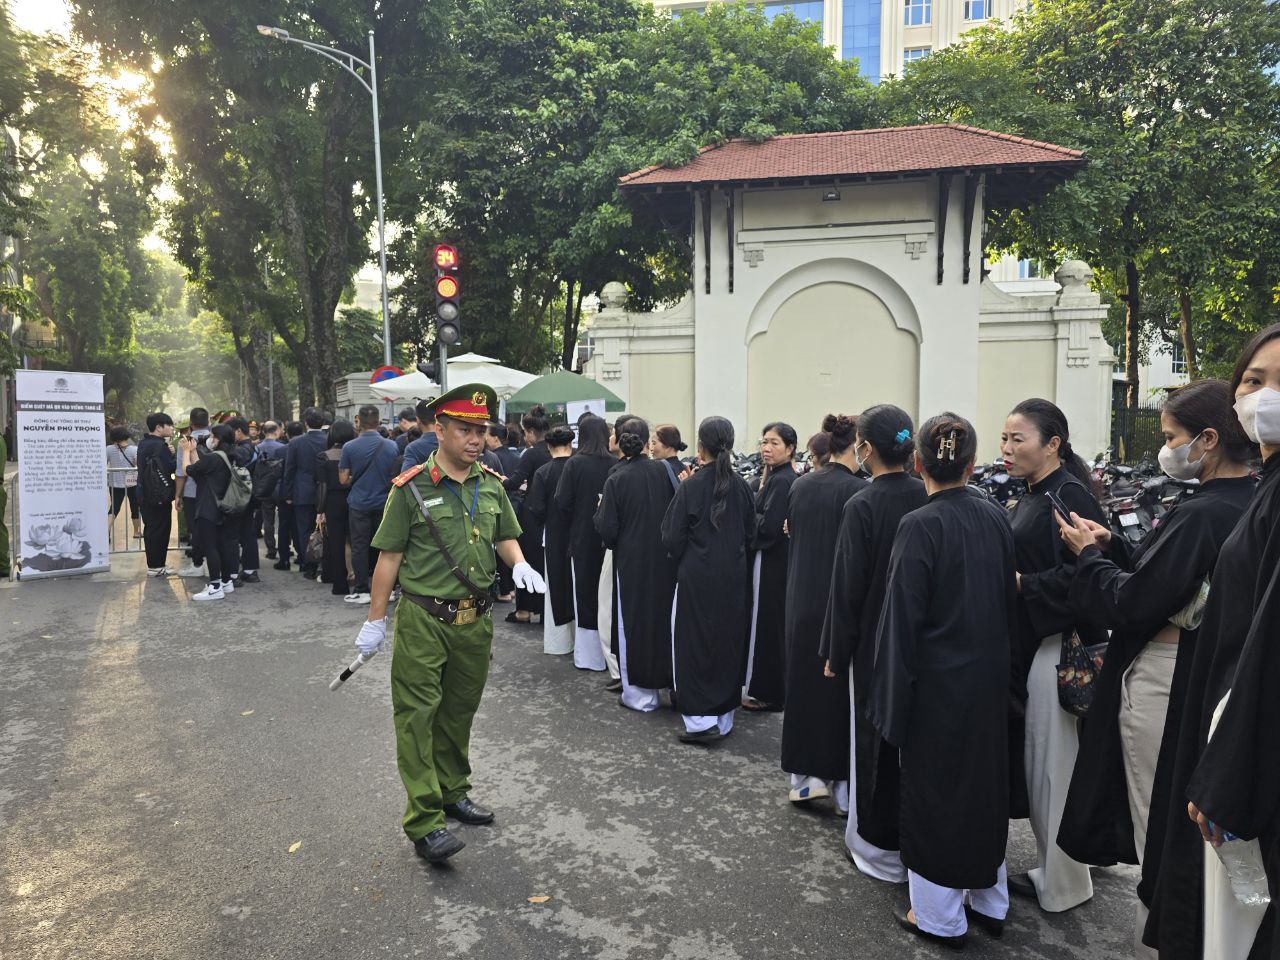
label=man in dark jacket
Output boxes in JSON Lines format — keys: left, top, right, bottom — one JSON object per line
{"left": 283, "top": 407, "right": 328, "bottom": 578}
{"left": 136, "top": 412, "right": 177, "bottom": 576}
{"left": 256, "top": 421, "right": 286, "bottom": 563}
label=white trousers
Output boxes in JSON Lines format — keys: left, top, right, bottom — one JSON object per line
{"left": 570, "top": 560, "right": 607, "bottom": 672}
{"left": 542, "top": 531, "right": 576, "bottom": 656}
{"left": 742, "top": 552, "right": 763, "bottom": 694}
{"left": 846, "top": 669, "right": 907, "bottom": 883}
{"left": 596, "top": 549, "right": 621, "bottom": 680}
{"left": 1120, "top": 640, "right": 1178, "bottom": 960}
{"left": 1201, "top": 691, "right": 1269, "bottom": 960}
{"left": 910, "top": 863, "right": 1009, "bottom": 938}
{"left": 616, "top": 581, "right": 660, "bottom": 712}
{"left": 1025, "top": 635, "right": 1093, "bottom": 912}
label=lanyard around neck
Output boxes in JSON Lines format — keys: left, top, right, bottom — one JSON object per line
{"left": 441, "top": 474, "right": 481, "bottom": 539}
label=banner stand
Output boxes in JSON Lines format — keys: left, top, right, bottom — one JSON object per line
{"left": 14, "top": 370, "right": 110, "bottom": 581}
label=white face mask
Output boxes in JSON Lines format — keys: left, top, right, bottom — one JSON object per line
{"left": 1234, "top": 387, "right": 1280, "bottom": 446}
{"left": 207, "top": 437, "right": 219, "bottom": 450}
{"left": 1158, "top": 433, "right": 1205, "bottom": 482}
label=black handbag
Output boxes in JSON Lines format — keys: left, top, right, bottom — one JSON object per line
{"left": 1048, "top": 477, "right": 1108, "bottom": 718}
{"left": 1056, "top": 632, "right": 1108, "bottom": 718}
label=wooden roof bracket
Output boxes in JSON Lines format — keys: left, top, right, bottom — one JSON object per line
{"left": 726, "top": 188, "right": 735, "bottom": 294}
{"left": 702, "top": 188, "right": 713, "bottom": 296}
{"left": 962, "top": 174, "right": 979, "bottom": 284}
{"left": 936, "top": 174, "right": 950, "bottom": 285}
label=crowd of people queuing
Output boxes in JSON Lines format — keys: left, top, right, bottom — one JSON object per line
{"left": 104, "top": 321, "right": 1280, "bottom": 956}
{"left": 505, "top": 325, "right": 1280, "bottom": 956}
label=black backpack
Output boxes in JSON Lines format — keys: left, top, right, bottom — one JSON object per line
{"left": 140, "top": 452, "right": 175, "bottom": 506}
{"left": 252, "top": 455, "right": 284, "bottom": 500}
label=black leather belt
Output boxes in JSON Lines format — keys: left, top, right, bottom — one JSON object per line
{"left": 401, "top": 589, "right": 493, "bottom": 626}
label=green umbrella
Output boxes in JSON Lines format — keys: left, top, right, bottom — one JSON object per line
{"left": 504, "top": 369, "right": 625, "bottom": 415}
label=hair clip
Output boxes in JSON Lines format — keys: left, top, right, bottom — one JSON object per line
{"left": 938, "top": 431, "right": 957, "bottom": 461}
{"left": 896, "top": 428, "right": 911, "bottom": 443}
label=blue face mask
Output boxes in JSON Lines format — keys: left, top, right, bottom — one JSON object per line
{"left": 854, "top": 440, "right": 872, "bottom": 471}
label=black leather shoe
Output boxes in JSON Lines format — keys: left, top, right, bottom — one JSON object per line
{"left": 414, "top": 828, "right": 465, "bottom": 863}
{"left": 240, "top": 571, "right": 261, "bottom": 583}
{"left": 265, "top": 550, "right": 277, "bottom": 560}
{"left": 604, "top": 677, "right": 623, "bottom": 693}
{"left": 273, "top": 559, "right": 291, "bottom": 571}
{"left": 894, "top": 908, "right": 965, "bottom": 951}
{"left": 963, "top": 905, "right": 1004, "bottom": 939}
{"left": 678, "top": 727, "right": 721, "bottom": 745}
{"left": 444, "top": 797, "right": 495, "bottom": 825}
{"left": 1006, "top": 872, "right": 1038, "bottom": 902}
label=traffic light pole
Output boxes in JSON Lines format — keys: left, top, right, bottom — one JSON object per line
{"left": 438, "top": 341, "right": 448, "bottom": 393}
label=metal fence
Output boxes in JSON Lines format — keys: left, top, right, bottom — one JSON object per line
{"left": 1110, "top": 383, "right": 1166, "bottom": 465}
{"left": 106, "top": 467, "right": 145, "bottom": 554}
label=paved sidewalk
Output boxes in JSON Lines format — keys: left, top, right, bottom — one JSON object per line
{"left": 0, "top": 553, "right": 1140, "bottom": 959}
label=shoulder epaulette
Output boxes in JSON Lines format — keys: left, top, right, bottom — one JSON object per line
{"left": 479, "top": 462, "right": 505, "bottom": 481}
{"left": 392, "top": 463, "right": 428, "bottom": 488}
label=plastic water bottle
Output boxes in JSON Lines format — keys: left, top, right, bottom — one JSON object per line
{"left": 1214, "top": 830, "right": 1272, "bottom": 907}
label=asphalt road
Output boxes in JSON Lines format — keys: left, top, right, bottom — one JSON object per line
{"left": 1, "top": 551, "right": 1141, "bottom": 959}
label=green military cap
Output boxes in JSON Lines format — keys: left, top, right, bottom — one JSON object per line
{"left": 424, "top": 382, "right": 502, "bottom": 428}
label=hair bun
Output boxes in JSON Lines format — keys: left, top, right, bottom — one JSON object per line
{"left": 675, "top": 440, "right": 688, "bottom": 452}
{"left": 619, "top": 432, "right": 646, "bottom": 458}
{"left": 528, "top": 404, "right": 546, "bottom": 418}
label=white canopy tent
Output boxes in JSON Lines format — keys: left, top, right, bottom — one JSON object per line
{"left": 367, "top": 353, "right": 537, "bottom": 404}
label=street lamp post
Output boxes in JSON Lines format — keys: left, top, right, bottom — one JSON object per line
{"left": 256, "top": 25, "right": 393, "bottom": 368}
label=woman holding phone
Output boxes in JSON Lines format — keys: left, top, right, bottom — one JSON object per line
{"left": 1000, "top": 398, "right": 1107, "bottom": 913}
{"left": 1054, "top": 380, "right": 1255, "bottom": 958}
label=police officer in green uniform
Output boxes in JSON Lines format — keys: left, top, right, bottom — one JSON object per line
{"left": 354, "top": 383, "right": 546, "bottom": 863}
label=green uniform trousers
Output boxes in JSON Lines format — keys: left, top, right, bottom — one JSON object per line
{"left": 391, "top": 598, "right": 493, "bottom": 839}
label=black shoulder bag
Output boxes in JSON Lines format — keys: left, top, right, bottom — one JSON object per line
{"left": 1052, "top": 476, "right": 1109, "bottom": 718}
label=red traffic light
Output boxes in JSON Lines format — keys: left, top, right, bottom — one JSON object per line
{"left": 436, "top": 275, "right": 459, "bottom": 299}
{"left": 433, "top": 244, "right": 458, "bottom": 270}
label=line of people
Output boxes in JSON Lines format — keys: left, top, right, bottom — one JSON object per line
{"left": 518, "top": 323, "right": 1280, "bottom": 956}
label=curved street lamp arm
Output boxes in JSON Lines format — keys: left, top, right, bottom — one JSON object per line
{"left": 272, "top": 34, "right": 374, "bottom": 97}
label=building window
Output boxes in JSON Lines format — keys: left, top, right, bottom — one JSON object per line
{"left": 763, "top": 1, "right": 825, "bottom": 25}
{"left": 902, "top": 46, "right": 931, "bottom": 68}
{"left": 1170, "top": 340, "right": 1188, "bottom": 376}
{"left": 842, "top": 0, "right": 883, "bottom": 82}
{"left": 904, "top": 0, "right": 931, "bottom": 26}
{"left": 1017, "top": 258, "right": 1039, "bottom": 279}
{"left": 964, "top": 0, "right": 988, "bottom": 19}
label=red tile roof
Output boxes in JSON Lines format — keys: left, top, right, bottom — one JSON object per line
{"left": 618, "top": 124, "right": 1085, "bottom": 189}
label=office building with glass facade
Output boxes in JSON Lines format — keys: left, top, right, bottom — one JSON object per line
{"left": 654, "top": 0, "right": 1028, "bottom": 83}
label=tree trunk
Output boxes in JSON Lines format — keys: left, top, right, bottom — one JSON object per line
{"left": 562, "top": 283, "right": 586, "bottom": 373}
{"left": 1124, "top": 259, "right": 1141, "bottom": 412}
{"left": 1177, "top": 286, "right": 1199, "bottom": 381}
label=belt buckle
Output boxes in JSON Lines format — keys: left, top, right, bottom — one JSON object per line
{"left": 455, "top": 607, "right": 477, "bottom": 626}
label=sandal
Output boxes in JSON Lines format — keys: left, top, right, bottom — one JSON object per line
{"left": 741, "top": 697, "right": 770, "bottom": 711}
{"left": 504, "top": 611, "right": 533, "bottom": 625}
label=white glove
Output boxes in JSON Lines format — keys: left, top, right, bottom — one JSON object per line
{"left": 355, "top": 618, "right": 387, "bottom": 655}
{"left": 512, "top": 561, "right": 547, "bottom": 594}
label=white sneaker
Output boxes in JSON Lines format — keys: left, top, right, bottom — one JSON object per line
{"left": 176, "top": 564, "right": 205, "bottom": 578}
{"left": 146, "top": 567, "right": 172, "bottom": 578}
{"left": 389, "top": 587, "right": 401, "bottom": 603}
{"left": 343, "top": 592, "right": 371, "bottom": 604}
{"left": 192, "top": 583, "right": 225, "bottom": 601}
{"left": 222, "top": 579, "right": 235, "bottom": 594}
{"left": 788, "top": 777, "right": 832, "bottom": 804}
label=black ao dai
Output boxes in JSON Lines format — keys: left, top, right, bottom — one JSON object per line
{"left": 525, "top": 457, "right": 574, "bottom": 627}
{"left": 660, "top": 466, "right": 755, "bottom": 718}
{"left": 819, "top": 471, "right": 927, "bottom": 849}
{"left": 595, "top": 457, "right": 678, "bottom": 689}
{"left": 746, "top": 465, "right": 798, "bottom": 706}
{"left": 553, "top": 453, "right": 615, "bottom": 631}
{"left": 868, "top": 487, "right": 1018, "bottom": 890}
{"left": 1145, "top": 454, "right": 1280, "bottom": 959}
{"left": 780, "top": 463, "right": 867, "bottom": 781}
